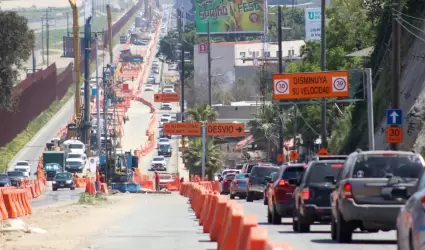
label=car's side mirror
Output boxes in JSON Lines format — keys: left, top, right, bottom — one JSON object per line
{"left": 288, "top": 178, "right": 298, "bottom": 186}
{"left": 324, "top": 175, "right": 336, "bottom": 184}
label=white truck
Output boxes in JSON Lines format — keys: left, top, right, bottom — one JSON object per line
{"left": 13, "top": 161, "right": 31, "bottom": 177}
{"left": 149, "top": 156, "right": 167, "bottom": 171}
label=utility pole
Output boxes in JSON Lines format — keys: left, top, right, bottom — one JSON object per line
{"left": 277, "top": 6, "right": 284, "bottom": 160}
{"left": 320, "top": 0, "right": 327, "bottom": 148}
{"left": 66, "top": 12, "right": 70, "bottom": 37}
{"left": 207, "top": 21, "right": 212, "bottom": 107}
{"left": 391, "top": 0, "right": 400, "bottom": 151}
{"left": 95, "top": 33, "right": 101, "bottom": 154}
{"left": 83, "top": 17, "right": 92, "bottom": 146}
{"left": 178, "top": 7, "right": 185, "bottom": 121}
{"left": 41, "top": 9, "right": 54, "bottom": 66}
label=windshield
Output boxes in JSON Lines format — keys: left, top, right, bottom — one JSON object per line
{"left": 160, "top": 175, "right": 172, "bottom": 180}
{"left": 16, "top": 162, "right": 28, "bottom": 166}
{"left": 160, "top": 118, "right": 169, "bottom": 122}
{"left": 251, "top": 167, "right": 279, "bottom": 178}
{"left": 225, "top": 174, "right": 236, "bottom": 180}
{"left": 45, "top": 164, "right": 61, "bottom": 171}
{"left": 159, "top": 144, "right": 170, "bottom": 151}
{"left": 307, "top": 161, "right": 345, "bottom": 183}
{"left": 69, "top": 144, "right": 83, "bottom": 149}
{"left": 282, "top": 167, "right": 305, "bottom": 180}
{"left": 153, "top": 157, "right": 164, "bottom": 161}
{"left": 0, "top": 175, "right": 8, "bottom": 180}
{"left": 68, "top": 154, "right": 82, "bottom": 158}
{"left": 7, "top": 171, "right": 24, "bottom": 177}
{"left": 235, "top": 173, "right": 247, "bottom": 179}
{"left": 352, "top": 154, "right": 423, "bottom": 178}
{"left": 55, "top": 173, "right": 72, "bottom": 180}
{"left": 223, "top": 170, "right": 238, "bottom": 176}
{"left": 66, "top": 161, "right": 82, "bottom": 167}
{"left": 15, "top": 168, "right": 27, "bottom": 172}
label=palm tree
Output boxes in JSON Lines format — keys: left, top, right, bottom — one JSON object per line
{"left": 183, "top": 137, "right": 222, "bottom": 180}
{"left": 248, "top": 104, "right": 283, "bottom": 160}
{"left": 186, "top": 104, "right": 218, "bottom": 123}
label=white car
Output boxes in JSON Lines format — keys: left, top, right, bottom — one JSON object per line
{"left": 150, "top": 156, "right": 167, "bottom": 171}
{"left": 14, "top": 161, "right": 31, "bottom": 173}
{"left": 163, "top": 88, "right": 175, "bottom": 94}
{"left": 163, "top": 85, "right": 174, "bottom": 90}
{"left": 170, "top": 115, "right": 177, "bottom": 122}
{"left": 159, "top": 116, "right": 171, "bottom": 126}
{"left": 160, "top": 103, "right": 172, "bottom": 110}
{"left": 161, "top": 114, "right": 171, "bottom": 119}
{"left": 145, "top": 84, "right": 154, "bottom": 91}
{"left": 147, "top": 76, "right": 155, "bottom": 84}
{"left": 158, "top": 137, "right": 170, "bottom": 145}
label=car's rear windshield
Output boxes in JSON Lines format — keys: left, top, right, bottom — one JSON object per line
{"left": 225, "top": 174, "right": 236, "bottom": 180}
{"left": 252, "top": 167, "right": 280, "bottom": 178}
{"left": 16, "top": 162, "right": 28, "bottom": 166}
{"left": 307, "top": 161, "right": 345, "bottom": 183}
{"left": 153, "top": 157, "right": 164, "bottom": 161}
{"left": 0, "top": 175, "right": 8, "bottom": 180}
{"left": 235, "top": 173, "right": 247, "bottom": 179}
{"left": 55, "top": 173, "right": 72, "bottom": 179}
{"left": 282, "top": 167, "right": 305, "bottom": 180}
{"left": 352, "top": 154, "right": 423, "bottom": 178}
{"left": 7, "top": 171, "right": 24, "bottom": 177}
{"left": 159, "top": 144, "right": 170, "bottom": 150}
{"left": 160, "top": 175, "right": 172, "bottom": 180}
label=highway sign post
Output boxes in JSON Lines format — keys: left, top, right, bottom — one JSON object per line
{"left": 154, "top": 93, "right": 180, "bottom": 102}
{"left": 386, "top": 109, "right": 402, "bottom": 125}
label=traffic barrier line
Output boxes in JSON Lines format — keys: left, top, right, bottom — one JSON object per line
{"left": 179, "top": 181, "right": 292, "bottom": 250}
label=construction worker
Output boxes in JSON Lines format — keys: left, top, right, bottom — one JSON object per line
{"left": 154, "top": 170, "right": 160, "bottom": 191}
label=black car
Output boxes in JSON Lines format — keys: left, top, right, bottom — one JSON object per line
{"left": 52, "top": 172, "right": 75, "bottom": 191}
{"left": 0, "top": 174, "right": 11, "bottom": 187}
{"left": 7, "top": 171, "right": 25, "bottom": 187}
{"left": 292, "top": 155, "right": 347, "bottom": 232}
{"left": 158, "top": 144, "right": 172, "bottom": 157}
{"left": 246, "top": 164, "right": 280, "bottom": 202}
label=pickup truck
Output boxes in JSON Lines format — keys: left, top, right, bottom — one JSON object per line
{"left": 149, "top": 156, "right": 167, "bottom": 171}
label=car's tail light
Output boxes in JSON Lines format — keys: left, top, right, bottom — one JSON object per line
{"left": 301, "top": 187, "right": 310, "bottom": 200}
{"left": 421, "top": 196, "right": 425, "bottom": 210}
{"left": 233, "top": 180, "right": 239, "bottom": 184}
{"left": 342, "top": 182, "right": 353, "bottom": 199}
{"left": 248, "top": 177, "right": 252, "bottom": 185}
{"left": 278, "top": 180, "right": 287, "bottom": 186}
{"left": 223, "top": 180, "right": 228, "bottom": 183}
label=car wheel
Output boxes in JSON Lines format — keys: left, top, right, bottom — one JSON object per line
{"left": 271, "top": 203, "right": 282, "bottom": 225}
{"left": 263, "top": 195, "right": 268, "bottom": 205}
{"left": 267, "top": 206, "right": 272, "bottom": 223}
{"left": 336, "top": 210, "right": 352, "bottom": 243}
{"left": 70, "top": 186, "right": 75, "bottom": 190}
{"left": 292, "top": 207, "right": 298, "bottom": 232}
{"left": 331, "top": 213, "right": 337, "bottom": 240}
{"left": 52, "top": 188, "right": 57, "bottom": 191}
{"left": 229, "top": 193, "right": 235, "bottom": 199}
{"left": 297, "top": 209, "right": 310, "bottom": 233}
{"left": 246, "top": 191, "right": 253, "bottom": 202}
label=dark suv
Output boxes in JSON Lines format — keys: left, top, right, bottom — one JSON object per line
{"left": 292, "top": 155, "right": 347, "bottom": 232}
{"left": 246, "top": 164, "right": 279, "bottom": 202}
{"left": 330, "top": 150, "right": 423, "bottom": 243}
{"left": 53, "top": 172, "right": 75, "bottom": 191}
{"left": 267, "top": 163, "right": 306, "bottom": 224}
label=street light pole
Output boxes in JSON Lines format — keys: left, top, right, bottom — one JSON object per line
{"left": 320, "top": 0, "right": 327, "bottom": 148}
{"left": 95, "top": 33, "right": 101, "bottom": 154}
{"left": 207, "top": 21, "right": 212, "bottom": 107}
{"left": 277, "top": 6, "right": 284, "bottom": 160}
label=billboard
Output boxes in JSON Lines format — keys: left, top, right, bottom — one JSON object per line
{"left": 195, "top": 0, "right": 265, "bottom": 34}
{"left": 304, "top": 8, "right": 321, "bottom": 41}
{"left": 62, "top": 36, "right": 85, "bottom": 58}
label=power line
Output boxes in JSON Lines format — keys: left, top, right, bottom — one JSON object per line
{"left": 397, "top": 17, "right": 425, "bottom": 34}
{"left": 396, "top": 19, "right": 425, "bottom": 43}
{"left": 392, "top": 8, "right": 425, "bottom": 22}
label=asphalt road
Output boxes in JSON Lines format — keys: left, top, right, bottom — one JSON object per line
{"left": 233, "top": 198, "right": 397, "bottom": 250}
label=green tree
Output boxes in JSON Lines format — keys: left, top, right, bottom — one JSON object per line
{"left": 0, "top": 11, "right": 35, "bottom": 110}
{"left": 187, "top": 104, "right": 218, "bottom": 123}
{"left": 183, "top": 137, "right": 222, "bottom": 180}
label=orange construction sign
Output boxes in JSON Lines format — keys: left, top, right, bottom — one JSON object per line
{"left": 206, "top": 123, "right": 245, "bottom": 137}
{"left": 277, "top": 153, "right": 284, "bottom": 162}
{"left": 272, "top": 71, "right": 350, "bottom": 100}
{"left": 163, "top": 122, "right": 202, "bottom": 136}
{"left": 289, "top": 150, "right": 299, "bottom": 161}
{"left": 317, "top": 148, "right": 330, "bottom": 156}
{"left": 386, "top": 127, "right": 403, "bottom": 144}
{"left": 154, "top": 93, "right": 180, "bottom": 102}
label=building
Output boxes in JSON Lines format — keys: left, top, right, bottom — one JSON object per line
{"left": 193, "top": 40, "right": 305, "bottom": 90}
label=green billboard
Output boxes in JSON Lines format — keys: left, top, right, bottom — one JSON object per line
{"left": 195, "top": 0, "right": 265, "bottom": 34}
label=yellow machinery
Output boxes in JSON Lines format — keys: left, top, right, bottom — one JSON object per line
{"left": 68, "top": 0, "right": 81, "bottom": 140}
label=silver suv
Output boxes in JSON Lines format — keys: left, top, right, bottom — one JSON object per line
{"left": 330, "top": 150, "right": 424, "bottom": 243}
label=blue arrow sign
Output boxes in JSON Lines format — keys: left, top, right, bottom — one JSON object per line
{"left": 386, "top": 109, "right": 403, "bottom": 125}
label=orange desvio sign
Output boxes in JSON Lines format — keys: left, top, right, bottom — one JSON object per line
{"left": 272, "top": 71, "right": 350, "bottom": 100}
{"left": 154, "top": 93, "right": 180, "bottom": 102}
{"left": 163, "top": 122, "right": 201, "bottom": 136}
{"left": 206, "top": 123, "right": 245, "bottom": 137}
